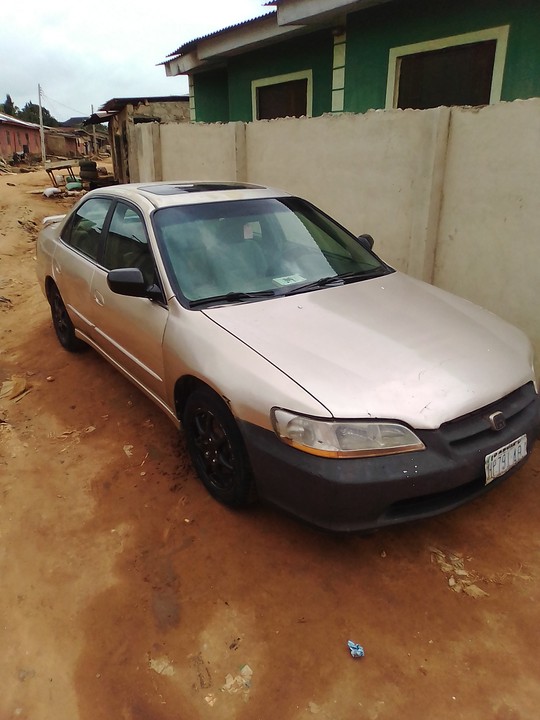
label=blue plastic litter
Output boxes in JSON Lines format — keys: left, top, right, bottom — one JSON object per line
{"left": 347, "top": 640, "right": 365, "bottom": 658}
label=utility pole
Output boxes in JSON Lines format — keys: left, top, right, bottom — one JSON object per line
{"left": 38, "top": 84, "right": 46, "bottom": 164}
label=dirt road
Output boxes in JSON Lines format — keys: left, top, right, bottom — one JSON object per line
{"left": 1, "top": 167, "right": 539, "bottom": 720}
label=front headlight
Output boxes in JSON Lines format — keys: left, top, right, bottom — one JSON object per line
{"left": 271, "top": 409, "right": 425, "bottom": 458}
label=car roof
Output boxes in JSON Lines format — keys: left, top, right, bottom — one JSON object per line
{"left": 87, "top": 181, "right": 291, "bottom": 209}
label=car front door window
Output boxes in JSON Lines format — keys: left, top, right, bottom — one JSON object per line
{"left": 103, "top": 202, "right": 154, "bottom": 285}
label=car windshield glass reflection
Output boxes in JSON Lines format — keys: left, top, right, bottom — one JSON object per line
{"left": 153, "top": 197, "right": 391, "bottom": 305}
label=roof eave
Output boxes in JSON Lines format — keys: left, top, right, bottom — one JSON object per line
{"left": 163, "top": 0, "right": 396, "bottom": 77}
{"left": 165, "top": 52, "right": 200, "bottom": 75}
{"left": 0, "top": 113, "right": 40, "bottom": 130}
{"left": 164, "top": 15, "right": 306, "bottom": 76}
{"left": 276, "top": 0, "right": 393, "bottom": 26}
{"left": 84, "top": 111, "right": 117, "bottom": 125}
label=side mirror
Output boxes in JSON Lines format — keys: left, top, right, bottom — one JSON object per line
{"left": 107, "top": 268, "right": 162, "bottom": 301}
{"left": 358, "top": 233, "right": 374, "bottom": 251}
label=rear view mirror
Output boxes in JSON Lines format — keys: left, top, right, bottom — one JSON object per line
{"left": 107, "top": 268, "right": 162, "bottom": 301}
{"left": 358, "top": 234, "right": 374, "bottom": 250}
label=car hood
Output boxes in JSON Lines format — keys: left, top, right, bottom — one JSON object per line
{"left": 203, "top": 272, "right": 534, "bottom": 429}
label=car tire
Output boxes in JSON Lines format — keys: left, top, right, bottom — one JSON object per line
{"left": 79, "top": 169, "right": 98, "bottom": 180}
{"left": 182, "top": 388, "right": 254, "bottom": 507}
{"left": 48, "top": 284, "right": 86, "bottom": 352}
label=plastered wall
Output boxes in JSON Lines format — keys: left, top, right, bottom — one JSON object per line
{"left": 435, "top": 100, "right": 540, "bottom": 358}
{"left": 134, "top": 99, "right": 540, "bottom": 361}
{"left": 159, "top": 122, "right": 244, "bottom": 181}
{"left": 244, "top": 108, "right": 450, "bottom": 279}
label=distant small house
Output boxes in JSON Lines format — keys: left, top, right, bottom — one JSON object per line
{"left": 162, "top": 0, "right": 540, "bottom": 123}
{"left": 86, "top": 96, "right": 189, "bottom": 183}
{"left": 45, "top": 127, "right": 84, "bottom": 159}
{"left": 0, "top": 113, "right": 41, "bottom": 161}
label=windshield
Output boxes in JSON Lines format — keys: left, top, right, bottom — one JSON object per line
{"left": 153, "top": 197, "right": 392, "bottom": 306}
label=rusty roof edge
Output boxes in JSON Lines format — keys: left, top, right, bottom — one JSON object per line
{"left": 0, "top": 112, "right": 40, "bottom": 130}
{"left": 99, "top": 96, "right": 189, "bottom": 112}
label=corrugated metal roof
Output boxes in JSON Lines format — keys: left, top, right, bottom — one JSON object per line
{"left": 165, "top": 10, "right": 275, "bottom": 59}
{"left": 0, "top": 112, "right": 40, "bottom": 130}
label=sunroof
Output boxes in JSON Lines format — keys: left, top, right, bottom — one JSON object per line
{"left": 139, "top": 183, "right": 255, "bottom": 196}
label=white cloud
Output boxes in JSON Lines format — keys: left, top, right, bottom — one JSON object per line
{"left": 0, "top": 0, "right": 271, "bottom": 120}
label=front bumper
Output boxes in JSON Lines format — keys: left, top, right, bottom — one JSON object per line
{"left": 239, "top": 383, "right": 540, "bottom": 532}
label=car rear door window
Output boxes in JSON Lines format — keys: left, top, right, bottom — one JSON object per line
{"left": 63, "top": 197, "right": 111, "bottom": 261}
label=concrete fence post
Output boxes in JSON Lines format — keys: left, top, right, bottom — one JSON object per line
{"left": 233, "top": 122, "right": 247, "bottom": 182}
{"left": 132, "top": 123, "right": 162, "bottom": 183}
{"left": 407, "top": 106, "right": 451, "bottom": 283}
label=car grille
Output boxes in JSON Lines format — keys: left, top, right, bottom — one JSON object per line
{"left": 439, "top": 381, "right": 537, "bottom": 450}
{"left": 385, "top": 382, "right": 539, "bottom": 521}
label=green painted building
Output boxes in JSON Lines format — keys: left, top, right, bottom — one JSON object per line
{"left": 163, "top": 0, "right": 540, "bottom": 123}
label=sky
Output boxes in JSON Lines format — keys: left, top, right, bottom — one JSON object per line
{"left": 0, "top": 0, "right": 272, "bottom": 122}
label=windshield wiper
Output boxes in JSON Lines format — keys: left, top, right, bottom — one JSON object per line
{"left": 189, "top": 289, "right": 276, "bottom": 308}
{"left": 285, "top": 275, "right": 344, "bottom": 295}
{"left": 338, "top": 268, "right": 390, "bottom": 282}
{"left": 285, "top": 268, "right": 387, "bottom": 296}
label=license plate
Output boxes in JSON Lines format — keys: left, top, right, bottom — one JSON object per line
{"left": 485, "top": 434, "right": 527, "bottom": 484}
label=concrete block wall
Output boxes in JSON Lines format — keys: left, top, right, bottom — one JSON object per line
{"left": 435, "top": 100, "right": 540, "bottom": 357}
{"left": 244, "top": 108, "right": 451, "bottom": 281}
{"left": 133, "top": 99, "right": 540, "bottom": 362}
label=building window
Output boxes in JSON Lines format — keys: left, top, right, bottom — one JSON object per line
{"left": 252, "top": 70, "right": 313, "bottom": 120}
{"left": 6, "top": 131, "right": 11, "bottom": 145}
{"left": 332, "top": 32, "right": 346, "bottom": 112}
{"left": 386, "top": 26, "right": 509, "bottom": 110}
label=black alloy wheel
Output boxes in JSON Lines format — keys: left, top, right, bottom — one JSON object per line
{"left": 48, "top": 285, "right": 86, "bottom": 352}
{"left": 183, "top": 388, "right": 254, "bottom": 507}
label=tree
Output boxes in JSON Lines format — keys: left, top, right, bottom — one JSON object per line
{"left": 3, "top": 94, "right": 15, "bottom": 116}
{"left": 18, "top": 101, "right": 59, "bottom": 127}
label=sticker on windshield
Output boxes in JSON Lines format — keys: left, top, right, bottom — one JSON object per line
{"left": 273, "top": 274, "right": 306, "bottom": 286}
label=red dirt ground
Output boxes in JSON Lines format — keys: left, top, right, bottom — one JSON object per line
{"left": 1, "top": 168, "right": 539, "bottom": 720}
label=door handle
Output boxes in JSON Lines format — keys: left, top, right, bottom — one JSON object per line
{"left": 94, "top": 290, "right": 105, "bottom": 306}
